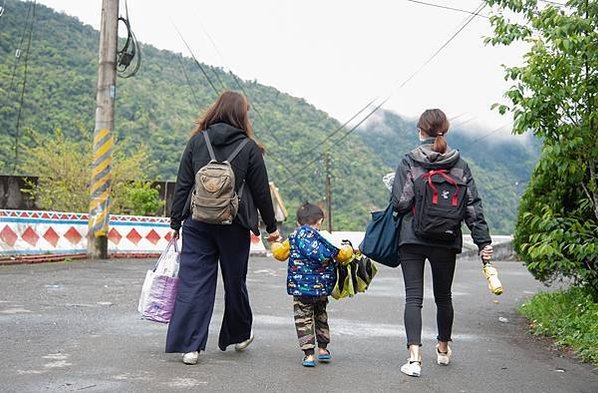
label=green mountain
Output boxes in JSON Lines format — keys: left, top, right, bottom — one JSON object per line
{"left": 0, "top": 1, "right": 538, "bottom": 233}
{"left": 0, "top": 1, "right": 390, "bottom": 230}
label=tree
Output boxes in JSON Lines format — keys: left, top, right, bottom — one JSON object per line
{"left": 22, "top": 128, "right": 163, "bottom": 216}
{"left": 485, "top": 0, "right": 597, "bottom": 295}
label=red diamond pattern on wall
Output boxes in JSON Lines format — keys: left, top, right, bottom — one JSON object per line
{"left": 126, "top": 228, "right": 142, "bottom": 245}
{"left": 0, "top": 225, "right": 18, "bottom": 247}
{"left": 108, "top": 228, "right": 122, "bottom": 245}
{"left": 145, "top": 229, "right": 160, "bottom": 245}
{"left": 21, "top": 227, "right": 40, "bottom": 246}
{"left": 43, "top": 227, "right": 60, "bottom": 247}
{"left": 64, "top": 227, "right": 83, "bottom": 245}
{"left": 164, "top": 232, "right": 173, "bottom": 242}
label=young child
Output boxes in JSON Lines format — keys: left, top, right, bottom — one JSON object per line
{"left": 271, "top": 203, "right": 353, "bottom": 367}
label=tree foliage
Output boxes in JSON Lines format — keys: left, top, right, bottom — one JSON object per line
{"left": 22, "top": 128, "right": 163, "bottom": 216}
{"left": 486, "top": 0, "right": 598, "bottom": 294}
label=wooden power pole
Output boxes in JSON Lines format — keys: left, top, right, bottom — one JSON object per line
{"left": 325, "top": 152, "right": 333, "bottom": 232}
{"left": 88, "top": 0, "right": 119, "bottom": 259}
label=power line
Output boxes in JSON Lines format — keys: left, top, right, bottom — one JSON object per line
{"left": 463, "top": 121, "right": 514, "bottom": 146}
{"left": 279, "top": 1, "right": 487, "bottom": 185}
{"left": 175, "top": 54, "right": 201, "bottom": 108}
{"left": 195, "top": 20, "right": 281, "bottom": 144}
{"left": 13, "top": 0, "right": 36, "bottom": 172}
{"left": 171, "top": 21, "right": 220, "bottom": 98}
{"left": 0, "top": 0, "right": 7, "bottom": 30}
{"left": 538, "top": 0, "right": 567, "bottom": 6}
{"left": 193, "top": 22, "right": 320, "bottom": 198}
{"left": 405, "top": 0, "right": 489, "bottom": 18}
{"left": 171, "top": 19, "right": 318, "bottom": 199}
{"left": 6, "top": 0, "right": 33, "bottom": 96}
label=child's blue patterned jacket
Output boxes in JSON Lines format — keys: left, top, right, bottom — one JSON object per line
{"left": 287, "top": 225, "right": 339, "bottom": 297}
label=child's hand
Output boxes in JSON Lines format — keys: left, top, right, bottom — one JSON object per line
{"left": 335, "top": 245, "right": 354, "bottom": 265}
{"left": 271, "top": 239, "right": 290, "bottom": 261}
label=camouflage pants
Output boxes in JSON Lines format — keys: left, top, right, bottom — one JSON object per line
{"left": 293, "top": 296, "right": 330, "bottom": 354}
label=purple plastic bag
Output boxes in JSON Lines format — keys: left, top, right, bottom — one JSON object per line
{"left": 138, "top": 239, "right": 180, "bottom": 323}
{"left": 142, "top": 274, "right": 179, "bottom": 323}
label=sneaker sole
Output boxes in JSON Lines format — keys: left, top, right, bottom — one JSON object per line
{"left": 400, "top": 367, "right": 420, "bottom": 377}
{"left": 234, "top": 335, "right": 254, "bottom": 352}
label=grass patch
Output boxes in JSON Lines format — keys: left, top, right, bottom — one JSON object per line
{"left": 519, "top": 287, "right": 598, "bottom": 365}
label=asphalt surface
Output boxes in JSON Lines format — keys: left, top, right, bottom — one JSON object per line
{"left": 1, "top": 255, "right": 597, "bottom": 393}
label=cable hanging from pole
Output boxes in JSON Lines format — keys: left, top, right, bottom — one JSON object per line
{"left": 171, "top": 20, "right": 320, "bottom": 200}
{"left": 278, "top": 1, "right": 487, "bottom": 186}
{"left": 13, "top": 0, "right": 36, "bottom": 173}
{"left": 195, "top": 19, "right": 282, "bottom": 144}
{"left": 172, "top": 21, "right": 221, "bottom": 98}
{"left": 175, "top": 55, "right": 202, "bottom": 108}
{"left": 281, "top": 2, "right": 486, "bottom": 178}
{"left": 6, "top": 0, "right": 34, "bottom": 97}
{"left": 405, "top": 0, "right": 489, "bottom": 19}
{"left": 117, "top": 0, "right": 141, "bottom": 78}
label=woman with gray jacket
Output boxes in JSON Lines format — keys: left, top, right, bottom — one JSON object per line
{"left": 391, "top": 109, "right": 493, "bottom": 377}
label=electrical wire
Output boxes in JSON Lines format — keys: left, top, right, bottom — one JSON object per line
{"left": 172, "top": 21, "right": 220, "bottom": 98}
{"left": 175, "top": 55, "right": 201, "bottom": 108}
{"left": 6, "top": 0, "right": 33, "bottom": 96}
{"left": 195, "top": 20, "right": 282, "bottom": 144}
{"left": 175, "top": 20, "right": 319, "bottom": 199}
{"left": 13, "top": 0, "right": 36, "bottom": 172}
{"left": 281, "top": 2, "right": 486, "bottom": 179}
{"left": 278, "top": 1, "right": 487, "bottom": 185}
{"left": 0, "top": 0, "right": 6, "bottom": 30}
{"left": 538, "top": 0, "right": 567, "bottom": 6}
{"left": 405, "top": 0, "right": 489, "bottom": 18}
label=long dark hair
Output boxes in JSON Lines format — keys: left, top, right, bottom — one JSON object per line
{"left": 417, "top": 109, "right": 450, "bottom": 154}
{"left": 191, "top": 91, "right": 264, "bottom": 152}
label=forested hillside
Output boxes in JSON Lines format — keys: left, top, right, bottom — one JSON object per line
{"left": 0, "top": 1, "right": 538, "bottom": 233}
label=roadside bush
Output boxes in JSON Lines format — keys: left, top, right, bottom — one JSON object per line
{"left": 520, "top": 287, "right": 598, "bottom": 365}
{"left": 118, "top": 181, "right": 164, "bottom": 216}
{"left": 22, "top": 128, "right": 161, "bottom": 216}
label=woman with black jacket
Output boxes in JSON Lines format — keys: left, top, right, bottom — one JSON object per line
{"left": 166, "top": 91, "right": 280, "bottom": 365}
{"left": 391, "top": 109, "right": 493, "bottom": 377}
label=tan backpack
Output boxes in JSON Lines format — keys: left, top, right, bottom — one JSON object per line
{"left": 191, "top": 132, "right": 249, "bottom": 225}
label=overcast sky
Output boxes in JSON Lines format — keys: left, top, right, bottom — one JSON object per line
{"left": 35, "top": 0, "right": 531, "bottom": 136}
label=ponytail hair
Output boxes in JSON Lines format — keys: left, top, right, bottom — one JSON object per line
{"left": 433, "top": 134, "right": 447, "bottom": 154}
{"left": 417, "top": 109, "right": 450, "bottom": 154}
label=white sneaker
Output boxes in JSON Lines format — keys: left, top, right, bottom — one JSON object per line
{"left": 436, "top": 344, "right": 452, "bottom": 366}
{"left": 400, "top": 358, "right": 422, "bottom": 377}
{"left": 234, "top": 332, "right": 254, "bottom": 352}
{"left": 182, "top": 351, "right": 199, "bottom": 365}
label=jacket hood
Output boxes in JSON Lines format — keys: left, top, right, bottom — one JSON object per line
{"left": 408, "top": 138, "right": 460, "bottom": 169}
{"left": 206, "top": 122, "right": 247, "bottom": 146}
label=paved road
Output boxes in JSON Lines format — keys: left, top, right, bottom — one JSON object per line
{"left": 1, "top": 256, "right": 596, "bottom": 392}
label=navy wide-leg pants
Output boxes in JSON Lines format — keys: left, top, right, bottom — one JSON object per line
{"left": 165, "top": 219, "right": 252, "bottom": 353}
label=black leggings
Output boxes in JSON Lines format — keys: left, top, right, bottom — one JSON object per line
{"left": 399, "top": 244, "right": 457, "bottom": 347}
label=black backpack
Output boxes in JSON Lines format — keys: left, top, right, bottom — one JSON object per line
{"left": 412, "top": 169, "right": 467, "bottom": 241}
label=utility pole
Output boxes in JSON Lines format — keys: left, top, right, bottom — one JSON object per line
{"left": 88, "top": 0, "right": 119, "bottom": 259}
{"left": 325, "top": 152, "right": 333, "bottom": 232}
